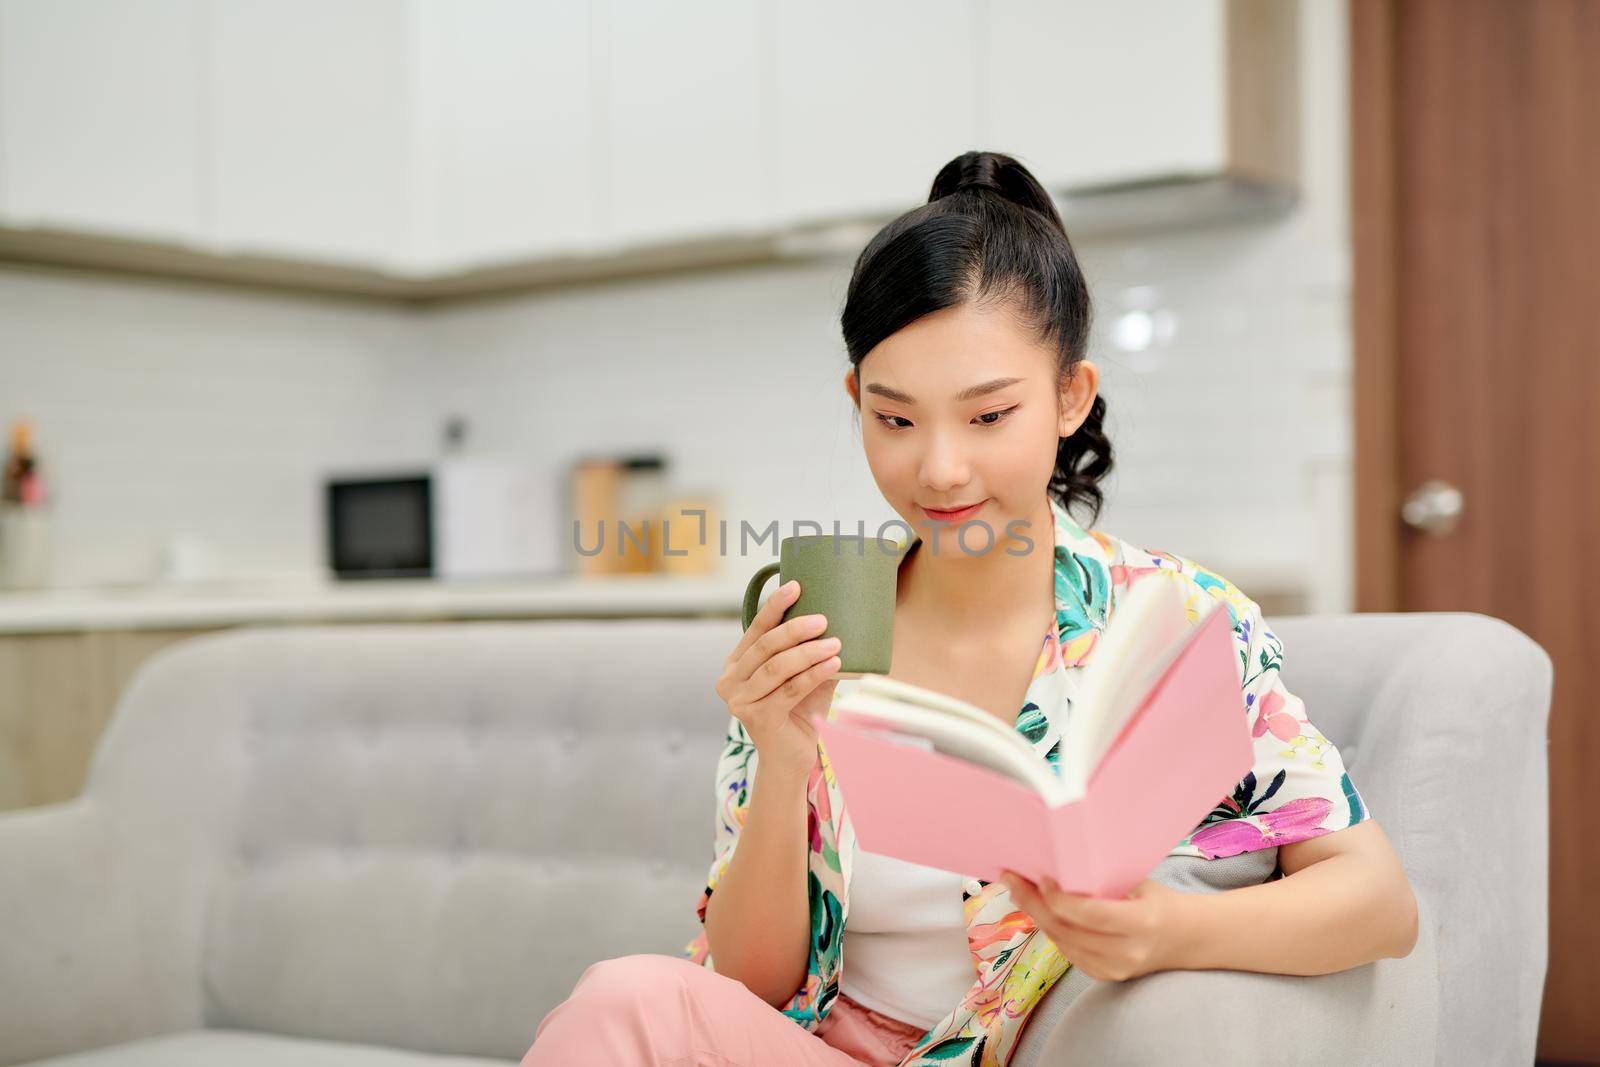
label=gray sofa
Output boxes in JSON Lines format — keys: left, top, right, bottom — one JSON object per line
{"left": 0, "top": 612, "right": 1550, "bottom": 1066}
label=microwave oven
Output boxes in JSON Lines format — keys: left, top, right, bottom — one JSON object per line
{"left": 323, "top": 459, "right": 562, "bottom": 580}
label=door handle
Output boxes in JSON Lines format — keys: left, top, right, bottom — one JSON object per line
{"left": 1401, "top": 479, "right": 1464, "bottom": 535}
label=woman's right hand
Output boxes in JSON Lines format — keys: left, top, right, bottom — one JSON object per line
{"left": 716, "top": 579, "right": 842, "bottom": 781}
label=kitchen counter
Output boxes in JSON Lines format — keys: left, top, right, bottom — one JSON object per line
{"left": 0, "top": 563, "right": 1312, "bottom": 635}
{"left": 0, "top": 562, "right": 1309, "bottom": 813}
{"left": 0, "top": 571, "right": 757, "bottom": 634}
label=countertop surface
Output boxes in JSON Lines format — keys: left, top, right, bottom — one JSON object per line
{"left": 0, "top": 565, "right": 1310, "bottom": 635}
{"left": 0, "top": 571, "right": 757, "bottom": 633}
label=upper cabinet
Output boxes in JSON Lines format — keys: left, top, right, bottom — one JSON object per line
{"left": 773, "top": 0, "right": 978, "bottom": 226}
{"left": 0, "top": 0, "right": 1300, "bottom": 297}
{"left": 409, "top": 0, "right": 597, "bottom": 272}
{"left": 603, "top": 0, "right": 769, "bottom": 248}
{"left": 986, "top": 0, "right": 1230, "bottom": 189}
{"left": 209, "top": 0, "right": 412, "bottom": 271}
{"left": 0, "top": 0, "right": 206, "bottom": 243}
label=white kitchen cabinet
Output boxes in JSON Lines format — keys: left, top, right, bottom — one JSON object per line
{"left": 209, "top": 0, "right": 412, "bottom": 271}
{"left": 0, "top": 0, "right": 206, "bottom": 243}
{"left": 985, "top": 0, "right": 1228, "bottom": 191}
{"left": 772, "top": 0, "right": 977, "bottom": 227}
{"left": 0, "top": 0, "right": 1301, "bottom": 298}
{"left": 410, "top": 0, "right": 598, "bottom": 272}
{"left": 601, "top": 0, "right": 768, "bottom": 248}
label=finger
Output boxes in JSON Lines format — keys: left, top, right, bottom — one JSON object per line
{"left": 999, "top": 870, "right": 1046, "bottom": 904}
{"left": 1060, "top": 948, "right": 1118, "bottom": 982}
{"left": 742, "top": 635, "right": 843, "bottom": 704}
{"left": 733, "top": 609, "right": 829, "bottom": 684}
{"left": 1037, "top": 877, "right": 1134, "bottom": 935}
{"left": 1023, "top": 908, "right": 1130, "bottom": 973}
{"left": 729, "top": 579, "right": 801, "bottom": 664}
{"left": 1003, "top": 871, "right": 1127, "bottom": 940}
{"left": 750, "top": 649, "right": 842, "bottom": 715}
{"left": 1001, "top": 873, "right": 1051, "bottom": 920}
{"left": 1035, "top": 913, "right": 1127, "bottom": 957}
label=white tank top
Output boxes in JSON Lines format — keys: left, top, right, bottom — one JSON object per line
{"left": 838, "top": 844, "right": 976, "bottom": 1029}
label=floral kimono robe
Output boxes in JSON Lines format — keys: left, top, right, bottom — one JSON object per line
{"left": 680, "top": 495, "right": 1371, "bottom": 1066}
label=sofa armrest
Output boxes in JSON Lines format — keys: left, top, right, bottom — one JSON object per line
{"left": 1028, "top": 900, "right": 1439, "bottom": 1065}
{"left": 0, "top": 798, "right": 155, "bottom": 1065}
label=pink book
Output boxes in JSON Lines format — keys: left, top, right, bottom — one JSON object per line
{"left": 811, "top": 574, "right": 1255, "bottom": 899}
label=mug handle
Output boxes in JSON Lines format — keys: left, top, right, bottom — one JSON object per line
{"left": 741, "top": 563, "right": 782, "bottom": 630}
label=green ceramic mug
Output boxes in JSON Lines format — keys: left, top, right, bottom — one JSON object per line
{"left": 740, "top": 533, "right": 910, "bottom": 677}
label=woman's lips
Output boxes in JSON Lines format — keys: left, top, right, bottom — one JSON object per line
{"left": 920, "top": 499, "right": 989, "bottom": 523}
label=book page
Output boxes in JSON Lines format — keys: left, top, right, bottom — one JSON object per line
{"left": 1057, "top": 574, "right": 1193, "bottom": 793}
{"left": 832, "top": 686, "right": 1069, "bottom": 802}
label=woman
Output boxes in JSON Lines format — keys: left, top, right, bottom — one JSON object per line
{"left": 524, "top": 150, "right": 1418, "bottom": 1067}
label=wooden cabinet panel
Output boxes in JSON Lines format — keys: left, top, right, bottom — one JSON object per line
{"left": 0, "top": 632, "right": 105, "bottom": 810}
{"left": 0, "top": 627, "right": 210, "bottom": 811}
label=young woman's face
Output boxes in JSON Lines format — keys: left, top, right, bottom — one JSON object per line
{"left": 846, "top": 300, "right": 1098, "bottom": 551}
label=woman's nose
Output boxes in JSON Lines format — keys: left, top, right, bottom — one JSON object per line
{"left": 917, "top": 435, "right": 970, "bottom": 491}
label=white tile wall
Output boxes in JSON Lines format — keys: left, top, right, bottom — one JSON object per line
{"left": 0, "top": 1, "right": 1353, "bottom": 611}
{"left": 0, "top": 268, "right": 436, "bottom": 587}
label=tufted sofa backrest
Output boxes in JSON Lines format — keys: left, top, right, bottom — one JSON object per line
{"left": 80, "top": 611, "right": 1551, "bottom": 1066}
{"left": 85, "top": 618, "right": 742, "bottom": 1060}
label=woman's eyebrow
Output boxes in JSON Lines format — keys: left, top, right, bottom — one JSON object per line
{"left": 864, "top": 376, "right": 1024, "bottom": 405}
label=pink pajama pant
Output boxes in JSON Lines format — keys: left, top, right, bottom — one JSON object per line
{"left": 522, "top": 953, "right": 929, "bottom": 1066}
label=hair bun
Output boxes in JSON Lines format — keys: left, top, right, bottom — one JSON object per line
{"left": 929, "top": 151, "right": 1005, "bottom": 199}
{"left": 928, "top": 150, "right": 1065, "bottom": 233}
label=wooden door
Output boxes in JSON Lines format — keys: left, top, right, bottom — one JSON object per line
{"left": 1352, "top": 0, "right": 1599, "bottom": 1060}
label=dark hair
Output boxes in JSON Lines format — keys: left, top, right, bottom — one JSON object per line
{"left": 840, "top": 150, "right": 1113, "bottom": 528}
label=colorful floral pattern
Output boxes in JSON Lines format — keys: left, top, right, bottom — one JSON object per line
{"left": 680, "top": 496, "right": 1371, "bottom": 1066}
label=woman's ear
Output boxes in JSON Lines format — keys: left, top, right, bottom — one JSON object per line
{"left": 1057, "top": 359, "right": 1099, "bottom": 436}
{"left": 843, "top": 367, "right": 860, "bottom": 406}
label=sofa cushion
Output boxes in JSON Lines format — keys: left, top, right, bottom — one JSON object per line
{"left": 1009, "top": 848, "right": 1278, "bottom": 1066}
{"left": 16, "top": 1028, "right": 514, "bottom": 1067}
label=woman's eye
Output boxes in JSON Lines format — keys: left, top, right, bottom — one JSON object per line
{"left": 874, "top": 407, "right": 1016, "bottom": 430}
{"left": 976, "top": 406, "right": 1018, "bottom": 426}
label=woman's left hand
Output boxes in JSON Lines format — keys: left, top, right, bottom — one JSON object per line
{"left": 998, "top": 869, "right": 1190, "bottom": 982}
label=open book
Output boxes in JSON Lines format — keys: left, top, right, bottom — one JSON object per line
{"left": 812, "top": 574, "right": 1255, "bottom": 898}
